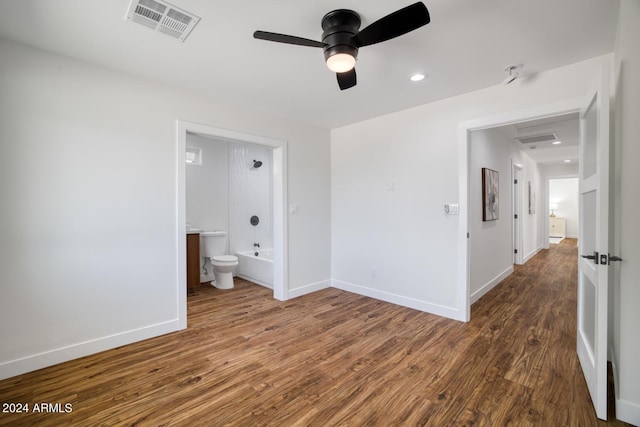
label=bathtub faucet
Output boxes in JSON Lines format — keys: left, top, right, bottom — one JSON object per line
{"left": 254, "top": 243, "right": 260, "bottom": 248}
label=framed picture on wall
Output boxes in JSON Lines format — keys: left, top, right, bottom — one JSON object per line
{"left": 482, "top": 168, "right": 499, "bottom": 221}
{"left": 528, "top": 181, "right": 536, "bottom": 214}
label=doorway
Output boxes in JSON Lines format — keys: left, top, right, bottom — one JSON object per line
{"left": 548, "top": 177, "right": 579, "bottom": 245}
{"left": 458, "top": 102, "right": 583, "bottom": 321}
{"left": 176, "top": 120, "right": 288, "bottom": 328}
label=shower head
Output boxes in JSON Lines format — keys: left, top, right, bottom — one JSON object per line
{"left": 253, "top": 160, "right": 263, "bottom": 168}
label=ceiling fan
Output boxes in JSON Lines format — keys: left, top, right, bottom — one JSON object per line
{"left": 253, "top": 2, "right": 431, "bottom": 90}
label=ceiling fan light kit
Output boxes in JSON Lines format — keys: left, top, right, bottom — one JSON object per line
{"left": 321, "top": 9, "right": 360, "bottom": 73}
{"left": 253, "top": 2, "right": 431, "bottom": 90}
{"left": 326, "top": 53, "right": 357, "bottom": 73}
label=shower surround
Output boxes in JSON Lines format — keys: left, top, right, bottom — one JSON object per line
{"left": 229, "top": 142, "right": 273, "bottom": 286}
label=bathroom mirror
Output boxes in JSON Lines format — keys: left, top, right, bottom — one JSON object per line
{"left": 250, "top": 215, "right": 259, "bottom": 226}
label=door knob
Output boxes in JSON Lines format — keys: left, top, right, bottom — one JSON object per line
{"left": 609, "top": 254, "right": 623, "bottom": 264}
{"left": 581, "top": 251, "right": 599, "bottom": 264}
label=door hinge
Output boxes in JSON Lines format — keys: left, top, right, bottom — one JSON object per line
{"left": 514, "top": 214, "right": 518, "bottom": 219}
{"left": 467, "top": 232, "right": 470, "bottom": 238}
{"left": 514, "top": 249, "right": 518, "bottom": 254}
{"left": 514, "top": 179, "right": 518, "bottom": 184}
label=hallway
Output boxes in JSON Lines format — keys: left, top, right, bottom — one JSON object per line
{"left": 0, "top": 239, "right": 630, "bottom": 425}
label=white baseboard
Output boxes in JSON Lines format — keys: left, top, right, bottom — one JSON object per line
{"left": 616, "top": 398, "right": 640, "bottom": 426}
{"left": 524, "top": 245, "right": 544, "bottom": 263}
{"left": 287, "top": 279, "right": 331, "bottom": 299}
{"left": 610, "top": 349, "right": 640, "bottom": 425}
{"left": 331, "top": 279, "right": 462, "bottom": 321}
{"left": 470, "top": 266, "right": 514, "bottom": 304}
{"left": 0, "top": 320, "right": 182, "bottom": 381}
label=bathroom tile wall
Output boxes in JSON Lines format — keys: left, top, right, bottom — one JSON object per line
{"left": 229, "top": 142, "right": 273, "bottom": 255}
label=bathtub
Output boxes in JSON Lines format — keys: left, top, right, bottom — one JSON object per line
{"left": 235, "top": 249, "right": 273, "bottom": 289}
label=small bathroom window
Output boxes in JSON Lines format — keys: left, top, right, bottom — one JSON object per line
{"left": 186, "top": 147, "right": 202, "bottom": 165}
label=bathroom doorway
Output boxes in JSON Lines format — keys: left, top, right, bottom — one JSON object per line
{"left": 176, "top": 121, "right": 287, "bottom": 327}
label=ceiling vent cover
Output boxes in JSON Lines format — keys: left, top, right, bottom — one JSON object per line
{"left": 126, "top": 0, "right": 200, "bottom": 42}
{"left": 516, "top": 133, "right": 558, "bottom": 145}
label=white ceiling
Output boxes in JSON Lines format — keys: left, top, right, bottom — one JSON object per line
{"left": 494, "top": 113, "right": 580, "bottom": 165}
{"left": 0, "top": 0, "right": 619, "bottom": 129}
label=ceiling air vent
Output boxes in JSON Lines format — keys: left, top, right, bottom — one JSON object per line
{"left": 515, "top": 133, "right": 558, "bottom": 145}
{"left": 125, "top": 0, "right": 200, "bottom": 42}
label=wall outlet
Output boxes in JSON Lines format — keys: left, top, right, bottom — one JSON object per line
{"left": 370, "top": 267, "right": 376, "bottom": 278}
{"left": 289, "top": 204, "right": 299, "bottom": 214}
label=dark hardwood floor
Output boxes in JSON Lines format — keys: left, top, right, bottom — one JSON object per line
{"left": 0, "top": 239, "right": 631, "bottom": 426}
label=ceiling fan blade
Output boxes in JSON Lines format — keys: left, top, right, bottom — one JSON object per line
{"left": 337, "top": 68, "right": 357, "bottom": 90}
{"left": 253, "top": 31, "right": 326, "bottom": 48}
{"left": 353, "top": 2, "right": 430, "bottom": 47}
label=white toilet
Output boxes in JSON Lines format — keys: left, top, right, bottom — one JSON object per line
{"left": 200, "top": 231, "right": 238, "bottom": 289}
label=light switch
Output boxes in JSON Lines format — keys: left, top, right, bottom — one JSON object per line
{"left": 445, "top": 203, "right": 459, "bottom": 215}
{"left": 289, "top": 204, "right": 299, "bottom": 214}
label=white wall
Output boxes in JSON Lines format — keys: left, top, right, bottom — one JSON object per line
{"left": 0, "top": 38, "right": 331, "bottom": 379}
{"left": 468, "top": 129, "right": 514, "bottom": 301}
{"left": 549, "top": 178, "right": 579, "bottom": 238}
{"left": 612, "top": 0, "right": 640, "bottom": 423}
{"left": 185, "top": 134, "right": 229, "bottom": 232}
{"left": 468, "top": 129, "right": 543, "bottom": 302}
{"left": 332, "top": 55, "right": 609, "bottom": 321}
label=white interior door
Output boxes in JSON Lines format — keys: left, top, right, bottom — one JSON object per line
{"left": 577, "top": 66, "right": 610, "bottom": 420}
{"left": 512, "top": 164, "right": 523, "bottom": 264}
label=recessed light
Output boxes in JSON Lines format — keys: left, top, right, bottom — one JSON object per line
{"left": 564, "top": 159, "right": 571, "bottom": 163}
{"left": 552, "top": 141, "right": 562, "bottom": 145}
{"left": 410, "top": 73, "right": 426, "bottom": 82}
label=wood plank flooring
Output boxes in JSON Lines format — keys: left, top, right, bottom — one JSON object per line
{"left": 0, "top": 239, "right": 631, "bottom": 426}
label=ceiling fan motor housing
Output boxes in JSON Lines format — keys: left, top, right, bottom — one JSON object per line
{"left": 321, "top": 9, "right": 361, "bottom": 62}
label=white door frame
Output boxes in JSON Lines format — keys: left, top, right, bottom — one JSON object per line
{"left": 176, "top": 120, "right": 288, "bottom": 328}
{"left": 458, "top": 99, "right": 583, "bottom": 321}
{"left": 512, "top": 163, "right": 524, "bottom": 265}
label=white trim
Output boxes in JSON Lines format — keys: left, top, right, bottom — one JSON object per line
{"left": 470, "top": 266, "right": 514, "bottom": 304}
{"left": 457, "top": 125, "right": 471, "bottom": 321}
{"left": 459, "top": 98, "right": 585, "bottom": 321}
{"left": 512, "top": 163, "right": 524, "bottom": 265}
{"left": 523, "top": 245, "right": 544, "bottom": 264}
{"left": 288, "top": 280, "right": 331, "bottom": 299}
{"left": 609, "top": 348, "right": 640, "bottom": 425}
{"left": 176, "top": 122, "right": 188, "bottom": 328}
{"left": 0, "top": 320, "right": 179, "bottom": 380}
{"left": 332, "top": 280, "right": 464, "bottom": 321}
{"left": 615, "top": 399, "right": 640, "bottom": 427}
{"left": 176, "top": 120, "right": 289, "bottom": 315}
